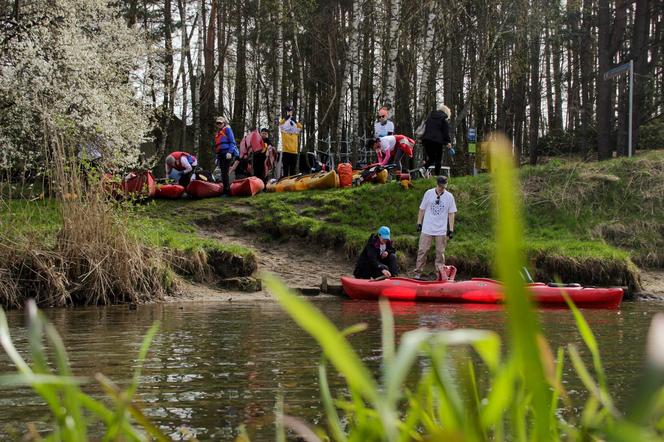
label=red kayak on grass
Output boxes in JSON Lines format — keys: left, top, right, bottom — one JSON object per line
{"left": 122, "top": 170, "right": 156, "bottom": 199}
{"left": 229, "top": 176, "right": 265, "bottom": 196}
{"left": 155, "top": 184, "right": 185, "bottom": 199}
{"left": 186, "top": 180, "right": 223, "bottom": 198}
{"left": 340, "top": 276, "right": 624, "bottom": 309}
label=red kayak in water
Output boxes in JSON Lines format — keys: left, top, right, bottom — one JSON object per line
{"left": 229, "top": 176, "right": 265, "bottom": 196}
{"left": 340, "top": 276, "right": 624, "bottom": 309}
{"left": 186, "top": 180, "right": 223, "bottom": 198}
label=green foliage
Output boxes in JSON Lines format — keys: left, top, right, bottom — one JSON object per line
{"left": 639, "top": 117, "right": 664, "bottom": 150}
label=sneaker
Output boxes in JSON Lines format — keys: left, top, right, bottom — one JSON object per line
{"left": 412, "top": 273, "right": 421, "bottom": 280}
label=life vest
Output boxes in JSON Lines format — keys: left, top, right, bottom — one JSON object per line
{"left": 170, "top": 151, "right": 197, "bottom": 171}
{"left": 394, "top": 135, "right": 415, "bottom": 158}
{"left": 215, "top": 126, "right": 237, "bottom": 154}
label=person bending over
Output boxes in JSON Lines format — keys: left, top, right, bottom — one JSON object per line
{"left": 368, "top": 134, "right": 415, "bottom": 172}
{"left": 354, "top": 226, "right": 399, "bottom": 279}
{"left": 165, "top": 151, "right": 198, "bottom": 186}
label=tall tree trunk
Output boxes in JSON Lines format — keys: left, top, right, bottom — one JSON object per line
{"left": 232, "top": 10, "right": 247, "bottom": 138}
{"left": 217, "top": 0, "right": 226, "bottom": 116}
{"left": 251, "top": 0, "right": 262, "bottom": 129}
{"left": 418, "top": 1, "right": 438, "bottom": 119}
{"left": 199, "top": 0, "right": 216, "bottom": 170}
{"left": 528, "top": 0, "right": 542, "bottom": 165}
{"left": 349, "top": 0, "right": 361, "bottom": 162}
{"left": 192, "top": 0, "right": 202, "bottom": 158}
{"left": 272, "top": 0, "right": 283, "bottom": 137}
{"left": 177, "top": 0, "right": 189, "bottom": 149}
{"left": 382, "top": 0, "right": 400, "bottom": 108}
{"left": 597, "top": 0, "right": 626, "bottom": 160}
{"left": 631, "top": 0, "right": 650, "bottom": 149}
{"left": 544, "top": 25, "right": 555, "bottom": 130}
{"left": 580, "top": 0, "right": 594, "bottom": 129}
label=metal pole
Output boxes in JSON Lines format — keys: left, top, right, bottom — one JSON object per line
{"left": 628, "top": 59, "right": 634, "bottom": 157}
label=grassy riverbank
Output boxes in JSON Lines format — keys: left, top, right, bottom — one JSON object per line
{"left": 0, "top": 197, "right": 256, "bottom": 308}
{"left": 1, "top": 150, "right": 661, "bottom": 307}
{"left": 147, "top": 150, "right": 664, "bottom": 291}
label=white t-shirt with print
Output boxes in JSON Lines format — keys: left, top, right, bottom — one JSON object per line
{"left": 419, "top": 188, "right": 457, "bottom": 236}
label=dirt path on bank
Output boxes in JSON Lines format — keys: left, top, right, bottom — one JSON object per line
{"left": 639, "top": 270, "right": 664, "bottom": 297}
{"left": 200, "top": 205, "right": 354, "bottom": 289}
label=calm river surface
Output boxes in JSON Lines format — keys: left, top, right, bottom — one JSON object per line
{"left": 1, "top": 297, "right": 663, "bottom": 440}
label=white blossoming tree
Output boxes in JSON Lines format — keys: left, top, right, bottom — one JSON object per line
{"left": 0, "top": 0, "right": 153, "bottom": 178}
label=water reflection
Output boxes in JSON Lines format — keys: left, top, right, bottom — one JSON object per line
{"left": 0, "top": 298, "right": 662, "bottom": 440}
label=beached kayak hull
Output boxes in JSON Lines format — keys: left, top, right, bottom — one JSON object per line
{"left": 266, "top": 174, "right": 303, "bottom": 192}
{"left": 186, "top": 180, "right": 223, "bottom": 198}
{"left": 266, "top": 171, "right": 339, "bottom": 192}
{"left": 230, "top": 177, "right": 265, "bottom": 196}
{"left": 297, "top": 170, "right": 339, "bottom": 191}
{"left": 340, "top": 277, "right": 624, "bottom": 309}
{"left": 122, "top": 171, "right": 156, "bottom": 198}
{"left": 155, "top": 184, "right": 185, "bottom": 199}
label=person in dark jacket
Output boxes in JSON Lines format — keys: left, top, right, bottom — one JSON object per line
{"left": 421, "top": 104, "right": 452, "bottom": 175}
{"left": 353, "top": 226, "right": 399, "bottom": 279}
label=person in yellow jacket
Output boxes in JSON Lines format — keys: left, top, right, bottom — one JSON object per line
{"left": 279, "top": 105, "right": 303, "bottom": 177}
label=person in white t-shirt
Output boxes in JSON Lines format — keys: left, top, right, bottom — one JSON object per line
{"left": 413, "top": 175, "right": 457, "bottom": 279}
{"left": 373, "top": 107, "right": 394, "bottom": 139}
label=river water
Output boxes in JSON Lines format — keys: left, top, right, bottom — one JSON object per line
{"left": 1, "top": 297, "right": 663, "bottom": 440}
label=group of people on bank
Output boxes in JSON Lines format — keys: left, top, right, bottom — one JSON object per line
{"left": 165, "top": 106, "right": 302, "bottom": 194}
{"left": 165, "top": 104, "right": 457, "bottom": 280}
{"left": 165, "top": 102, "right": 453, "bottom": 192}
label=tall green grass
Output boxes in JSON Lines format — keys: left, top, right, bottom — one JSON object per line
{"left": 0, "top": 300, "right": 171, "bottom": 441}
{"left": 264, "top": 136, "right": 664, "bottom": 441}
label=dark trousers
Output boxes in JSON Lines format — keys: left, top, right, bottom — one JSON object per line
{"left": 216, "top": 152, "right": 233, "bottom": 194}
{"left": 253, "top": 151, "right": 266, "bottom": 181}
{"left": 423, "top": 139, "right": 443, "bottom": 175}
{"left": 353, "top": 253, "right": 399, "bottom": 279}
{"left": 282, "top": 152, "right": 298, "bottom": 177}
{"left": 390, "top": 149, "right": 406, "bottom": 171}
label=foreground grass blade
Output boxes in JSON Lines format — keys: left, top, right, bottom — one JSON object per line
{"left": 489, "top": 134, "right": 551, "bottom": 439}
{"left": 563, "top": 293, "right": 608, "bottom": 391}
{"left": 319, "top": 362, "right": 347, "bottom": 442}
{"left": 264, "top": 273, "right": 379, "bottom": 403}
{"left": 380, "top": 298, "right": 396, "bottom": 377}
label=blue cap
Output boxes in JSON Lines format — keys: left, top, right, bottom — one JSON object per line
{"left": 378, "top": 226, "right": 391, "bottom": 240}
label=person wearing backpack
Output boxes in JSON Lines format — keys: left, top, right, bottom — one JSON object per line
{"left": 421, "top": 104, "right": 452, "bottom": 176}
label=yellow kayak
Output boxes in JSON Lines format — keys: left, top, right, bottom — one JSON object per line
{"left": 266, "top": 174, "right": 304, "bottom": 192}
{"left": 267, "top": 171, "right": 339, "bottom": 192}
{"left": 297, "top": 170, "right": 339, "bottom": 191}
